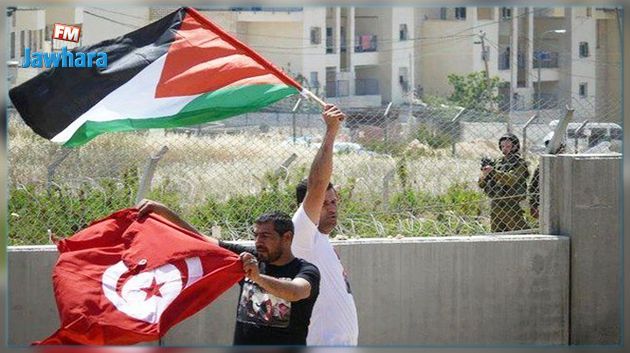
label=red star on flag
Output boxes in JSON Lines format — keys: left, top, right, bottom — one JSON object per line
{"left": 141, "top": 277, "right": 165, "bottom": 300}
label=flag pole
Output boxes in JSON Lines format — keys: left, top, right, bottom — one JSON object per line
{"left": 301, "top": 88, "right": 326, "bottom": 108}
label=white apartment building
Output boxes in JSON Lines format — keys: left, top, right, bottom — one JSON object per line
{"left": 8, "top": 6, "right": 619, "bottom": 117}
{"left": 44, "top": 6, "right": 83, "bottom": 51}
{"left": 7, "top": 7, "right": 46, "bottom": 85}
{"left": 45, "top": 7, "right": 150, "bottom": 49}
{"left": 8, "top": 7, "right": 150, "bottom": 86}
{"left": 196, "top": 6, "right": 415, "bottom": 107}
{"left": 32, "top": 6, "right": 416, "bottom": 107}
{"left": 415, "top": 6, "right": 621, "bottom": 122}
{"left": 8, "top": 7, "right": 46, "bottom": 60}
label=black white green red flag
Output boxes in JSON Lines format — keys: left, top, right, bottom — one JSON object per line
{"left": 9, "top": 7, "right": 304, "bottom": 147}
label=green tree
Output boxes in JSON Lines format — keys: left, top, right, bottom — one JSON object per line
{"left": 447, "top": 71, "right": 501, "bottom": 111}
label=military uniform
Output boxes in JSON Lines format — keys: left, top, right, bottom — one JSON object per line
{"left": 528, "top": 165, "right": 540, "bottom": 213}
{"left": 478, "top": 134, "right": 530, "bottom": 232}
{"left": 529, "top": 133, "right": 563, "bottom": 219}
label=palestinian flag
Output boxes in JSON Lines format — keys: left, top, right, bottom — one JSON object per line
{"left": 9, "top": 7, "right": 304, "bottom": 147}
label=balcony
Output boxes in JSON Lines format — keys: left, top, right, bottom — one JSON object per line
{"left": 326, "top": 80, "right": 350, "bottom": 98}
{"left": 355, "top": 34, "right": 378, "bottom": 52}
{"left": 498, "top": 52, "right": 527, "bottom": 70}
{"left": 533, "top": 51, "right": 559, "bottom": 68}
{"left": 355, "top": 79, "right": 379, "bottom": 96}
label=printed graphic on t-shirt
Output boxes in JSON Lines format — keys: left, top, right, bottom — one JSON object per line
{"left": 237, "top": 279, "right": 292, "bottom": 327}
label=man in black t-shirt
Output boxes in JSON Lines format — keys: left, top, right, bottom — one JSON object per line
{"left": 137, "top": 201, "right": 320, "bottom": 345}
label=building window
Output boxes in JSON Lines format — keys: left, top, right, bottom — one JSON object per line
{"left": 455, "top": 7, "right": 466, "bottom": 20}
{"left": 310, "top": 27, "right": 321, "bottom": 45}
{"left": 310, "top": 71, "right": 319, "bottom": 89}
{"left": 440, "top": 8, "right": 447, "bottom": 20}
{"left": 579, "top": 83, "right": 588, "bottom": 97}
{"left": 501, "top": 7, "right": 512, "bottom": 19}
{"left": 28, "top": 30, "right": 32, "bottom": 49}
{"left": 399, "top": 67, "right": 409, "bottom": 92}
{"left": 586, "top": 7, "right": 592, "bottom": 17}
{"left": 399, "top": 24, "right": 408, "bottom": 41}
{"left": 20, "top": 30, "right": 25, "bottom": 58}
{"left": 39, "top": 29, "right": 43, "bottom": 50}
{"left": 326, "top": 27, "right": 333, "bottom": 53}
{"left": 579, "top": 41, "right": 589, "bottom": 57}
{"left": 10, "top": 32, "right": 15, "bottom": 59}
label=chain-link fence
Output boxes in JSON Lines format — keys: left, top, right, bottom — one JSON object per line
{"left": 7, "top": 93, "right": 622, "bottom": 245}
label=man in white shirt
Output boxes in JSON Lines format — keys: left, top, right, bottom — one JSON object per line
{"left": 291, "top": 104, "right": 359, "bottom": 345}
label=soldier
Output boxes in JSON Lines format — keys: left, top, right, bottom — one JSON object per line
{"left": 478, "top": 133, "right": 530, "bottom": 232}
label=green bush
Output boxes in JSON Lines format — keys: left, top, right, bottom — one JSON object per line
{"left": 414, "top": 124, "right": 453, "bottom": 149}
{"left": 9, "top": 168, "right": 494, "bottom": 245}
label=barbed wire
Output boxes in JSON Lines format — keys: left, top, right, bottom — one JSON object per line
{"left": 7, "top": 94, "right": 621, "bottom": 245}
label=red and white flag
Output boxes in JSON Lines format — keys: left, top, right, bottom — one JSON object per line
{"left": 36, "top": 208, "right": 244, "bottom": 345}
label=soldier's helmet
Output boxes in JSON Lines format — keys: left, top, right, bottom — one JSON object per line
{"left": 498, "top": 133, "right": 520, "bottom": 153}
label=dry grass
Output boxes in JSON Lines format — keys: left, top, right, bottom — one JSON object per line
{"left": 9, "top": 119, "right": 493, "bottom": 204}
{"left": 9, "top": 118, "right": 546, "bottom": 243}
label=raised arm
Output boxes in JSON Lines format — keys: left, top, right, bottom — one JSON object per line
{"left": 302, "top": 104, "right": 345, "bottom": 224}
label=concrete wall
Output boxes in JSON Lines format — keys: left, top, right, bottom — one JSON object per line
{"left": 540, "top": 154, "right": 621, "bottom": 344}
{"left": 8, "top": 235, "right": 569, "bottom": 346}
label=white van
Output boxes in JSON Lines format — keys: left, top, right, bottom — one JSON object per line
{"left": 549, "top": 120, "right": 622, "bottom": 152}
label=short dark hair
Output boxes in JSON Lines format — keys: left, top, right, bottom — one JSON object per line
{"left": 255, "top": 211, "right": 294, "bottom": 237}
{"left": 296, "top": 179, "right": 334, "bottom": 205}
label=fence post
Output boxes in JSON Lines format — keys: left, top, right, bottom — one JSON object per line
{"left": 383, "top": 102, "right": 392, "bottom": 143}
{"left": 450, "top": 107, "right": 465, "bottom": 157}
{"left": 275, "top": 153, "right": 298, "bottom": 179}
{"left": 46, "top": 148, "right": 73, "bottom": 192}
{"left": 135, "top": 145, "right": 169, "bottom": 205}
{"left": 292, "top": 98, "right": 302, "bottom": 144}
{"left": 574, "top": 120, "right": 589, "bottom": 153}
{"left": 382, "top": 168, "right": 396, "bottom": 211}
{"left": 506, "top": 112, "right": 513, "bottom": 133}
{"left": 546, "top": 105, "right": 574, "bottom": 154}
{"left": 521, "top": 114, "right": 538, "bottom": 160}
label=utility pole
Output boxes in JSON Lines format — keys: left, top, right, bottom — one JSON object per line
{"left": 508, "top": 31, "right": 514, "bottom": 112}
{"left": 479, "top": 31, "right": 490, "bottom": 83}
{"left": 409, "top": 51, "right": 414, "bottom": 101}
{"left": 478, "top": 30, "right": 493, "bottom": 111}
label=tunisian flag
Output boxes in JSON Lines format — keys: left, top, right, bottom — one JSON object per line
{"left": 36, "top": 208, "right": 244, "bottom": 345}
